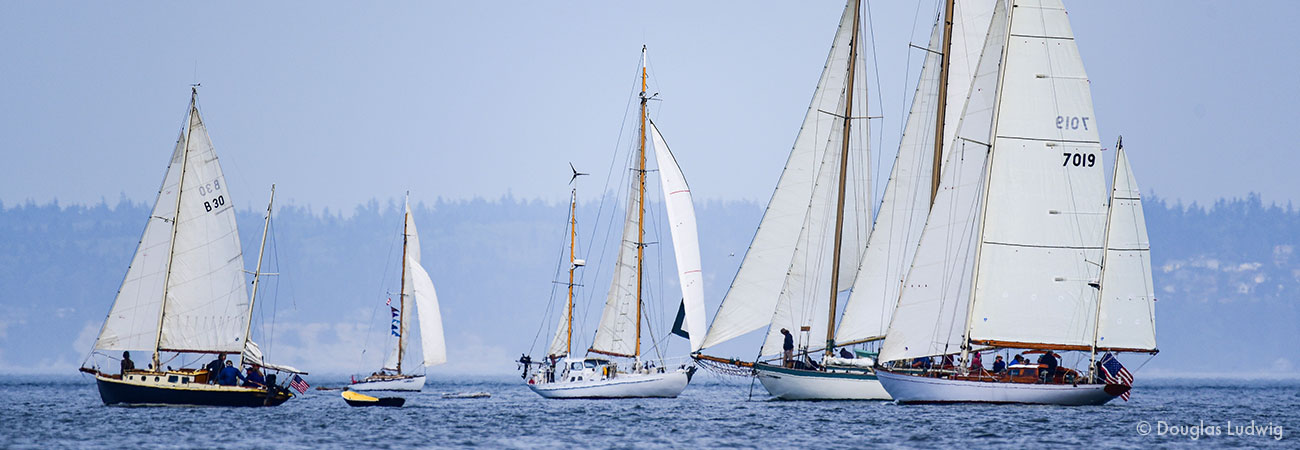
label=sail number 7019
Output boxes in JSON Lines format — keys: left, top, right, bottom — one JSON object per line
{"left": 1062, "top": 152, "right": 1096, "bottom": 167}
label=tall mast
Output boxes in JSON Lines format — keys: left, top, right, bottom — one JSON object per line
{"left": 566, "top": 189, "right": 577, "bottom": 356}
{"left": 634, "top": 45, "right": 648, "bottom": 360}
{"left": 1090, "top": 136, "right": 1123, "bottom": 378}
{"left": 240, "top": 184, "right": 275, "bottom": 367}
{"left": 825, "top": 0, "right": 860, "bottom": 357}
{"left": 932, "top": 0, "right": 956, "bottom": 206}
{"left": 396, "top": 191, "right": 410, "bottom": 374}
{"left": 152, "top": 87, "right": 197, "bottom": 371}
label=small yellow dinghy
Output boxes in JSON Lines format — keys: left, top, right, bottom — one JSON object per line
{"left": 342, "top": 390, "right": 405, "bottom": 407}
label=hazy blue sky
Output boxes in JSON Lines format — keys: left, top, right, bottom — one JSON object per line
{"left": 3, "top": 1, "right": 1297, "bottom": 211}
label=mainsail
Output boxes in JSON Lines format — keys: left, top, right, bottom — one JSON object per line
{"left": 649, "top": 121, "right": 707, "bottom": 352}
{"left": 93, "top": 95, "right": 249, "bottom": 355}
{"left": 1094, "top": 145, "right": 1156, "bottom": 351}
{"left": 836, "top": 0, "right": 997, "bottom": 345}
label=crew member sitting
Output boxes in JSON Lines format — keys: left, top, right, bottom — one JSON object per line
{"left": 991, "top": 355, "right": 1006, "bottom": 374}
{"left": 120, "top": 351, "right": 135, "bottom": 375}
{"left": 217, "top": 360, "right": 245, "bottom": 386}
{"left": 205, "top": 353, "right": 226, "bottom": 384}
{"left": 839, "top": 348, "right": 853, "bottom": 359}
{"left": 1037, "top": 352, "right": 1058, "bottom": 383}
{"left": 243, "top": 366, "right": 266, "bottom": 389}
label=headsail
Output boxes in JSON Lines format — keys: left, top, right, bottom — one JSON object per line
{"left": 404, "top": 203, "right": 447, "bottom": 367}
{"left": 648, "top": 121, "right": 707, "bottom": 352}
{"left": 1094, "top": 145, "right": 1156, "bottom": 351}
{"left": 590, "top": 170, "right": 642, "bottom": 357}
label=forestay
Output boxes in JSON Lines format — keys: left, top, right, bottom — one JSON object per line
{"left": 649, "top": 121, "right": 707, "bottom": 352}
{"left": 966, "top": 0, "right": 1107, "bottom": 349}
{"left": 1094, "top": 147, "right": 1156, "bottom": 351}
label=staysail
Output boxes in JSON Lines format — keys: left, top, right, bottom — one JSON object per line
{"left": 836, "top": 0, "right": 997, "bottom": 345}
{"left": 591, "top": 165, "right": 643, "bottom": 357}
{"left": 700, "top": 0, "right": 860, "bottom": 351}
{"left": 648, "top": 121, "right": 707, "bottom": 352}
{"left": 1094, "top": 145, "right": 1156, "bottom": 351}
{"left": 965, "top": 0, "right": 1108, "bottom": 350}
{"left": 878, "top": 0, "right": 1009, "bottom": 363}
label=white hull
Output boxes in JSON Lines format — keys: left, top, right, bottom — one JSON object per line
{"left": 349, "top": 375, "right": 425, "bottom": 392}
{"left": 754, "top": 363, "right": 890, "bottom": 400}
{"left": 528, "top": 369, "right": 690, "bottom": 399}
{"left": 876, "top": 369, "right": 1121, "bottom": 405}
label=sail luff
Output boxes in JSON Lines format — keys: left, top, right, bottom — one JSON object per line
{"left": 933, "top": 0, "right": 956, "bottom": 205}
{"left": 151, "top": 90, "right": 196, "bottom": 369}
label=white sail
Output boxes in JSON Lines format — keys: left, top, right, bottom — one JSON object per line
{"left": 1094, "top": 147, "right": 1156, "bottom": 351}
{"left": 648, "top": 121, "right": 707, "bottom": 352}
{"left": 836, "top": 0, "right": 997, "bottom": 345}
{"left": 878, "top": 0, "right": 1009, "bottom": 363}
{"left": 966, "top": 0, "right": 1107, "bottom": 350}
{"left": 93, "top": 131, "right": 186, "bottom": 352}
{"left": 157, "top": 104, "right": 250, "bottom": 354}
{"left": 591, "top": 173, "right": 642, "bottom": 356}
{"left": 408, "top": 256, "right": 446, "bottom": 367}
{"left": 700, "top": 0, "right": 859, "bottom": 351}
{"left": 546, "top": 303, "right": 571, "bottom": 358}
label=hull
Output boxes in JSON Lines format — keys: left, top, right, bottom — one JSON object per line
{"left": 349, "top": 374, "right": 425, "bottom": 392}
{"left": 876, "top": 369, "right": 1123, "bottom": 405}
{"left": 754, "top": 363, "right": 890, "bottom": 400}
{"left": 95, "top": 374, "right": 292, "bottom": 407}
{"left": 527, "top": 369, "right": 690, "bottom": 399}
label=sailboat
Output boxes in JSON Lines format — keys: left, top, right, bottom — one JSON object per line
{"left": 524, "top": 47, "right": 705, "bottom": 399}
{"left": 874, "top": 0, "right": 1158, "bottom": 405}
{"left": 349, "top": 197, "right": 447, "bottom": 391}
{"left": 79, "top": 88, "right": 303, "bottom": 407}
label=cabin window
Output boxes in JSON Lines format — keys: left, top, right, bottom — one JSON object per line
{"left": 168, "top": 376, "right": 178, "bottom": 383}
{"left": 570, "top": 362, "right": 582, "bottom": 370}
{"left": 584, "top": 361, "right": 598, "bottom": 369}
{"left": 154, "top": 376, "right": 160, "bottom": 382}
{"left": 577, "top": 377, "right": 583, "bottom": 381}
{"left": 182, "top": 377, "right": 189, "bottom": 384}
{"left": 128, "top": 376, "right": 133, "bottom": 381}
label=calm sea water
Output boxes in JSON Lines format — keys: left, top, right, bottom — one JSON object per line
{"left": 1, "top": 373, "right": 1295, "bottom": 448}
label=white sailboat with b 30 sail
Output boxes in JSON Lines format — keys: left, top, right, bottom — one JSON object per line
{"left": 79, "top": 88, "right": 304, "bottom": 407}
{"left": 523, "top": 47, "right": 704, "bottom": 399}
{"left": 874, "top": 0, "right": 1158, "bottom": 405}
{"left": 350, "top": 196, "right": 447, "bottom": 391}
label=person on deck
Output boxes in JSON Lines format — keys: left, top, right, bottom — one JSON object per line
{"left": 243, "top": 366, "right": 266, "bottom": 389}
{"left": 781, "top": 328, "right": 795, "bottom": 368}
{"left": 217, "top": 360, "right": 245, "bottom": 386}
{"left": 839, "top": 348, "right": 853, "bottom": 359}
{"left": 1012, "top": 354, "right": 1025, "bottom": 366}
{"left": 205, "top": 353, "right": 226, "bottom": 384}
{"left": 970, "top": 352, "right": 983, "bottom": 372}
{"left": 120, "top": 351, "right": 135, "bottom": 375}
{"left": 1037, "top": 352, "right": 1058, "bottom": 383}
{"left": 992, "top": 355, "right": 1007, "bottom": 374}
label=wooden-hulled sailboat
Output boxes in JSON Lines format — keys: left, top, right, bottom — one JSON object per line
{"left": 524, "top": 47, "right": 704, "bottom": 399}
{"left": 79, "top": 88, "right": 302, "bottom": 407}
{"left": 350, "top": 196, "right": 447, "bottom": 391}
{"left": 874, "top": 0, "right": 1158, "bottom": 405}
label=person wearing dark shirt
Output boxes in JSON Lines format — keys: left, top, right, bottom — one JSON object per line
{"left": 243, "top": 366, "right": 266, "bottom": 389}
{"left": 991, "top": 355, "right": 1007, "bottom": 374}
{"left": 120, "top": 351, "right": 135, "bottom": 375}
{"left": 838, "top": 348, "right": 853, "bottom": 359}
{"left": 1037, "top": 352, "right": 1058, "bottom": 383}
{"left": 205, "top": 353, "right": 226, "bottom": 384}
{"left": 780, "top": 328, "right": 795, "bottom": 368}
{"left": 217, "top": 360, "right": 245, "bottom": 386}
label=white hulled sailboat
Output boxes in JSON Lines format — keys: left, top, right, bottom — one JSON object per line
{"left": 80, "top": 88, "right": 303, "bottom": 407}
{"left": 875, "top": 0, "right": 1158, "bottom": 405}
{"left": 350, "top": 197, "right": 447, "bottom": 391}
{"left": 524, "top": 47, "right": 704, "bottom": 399}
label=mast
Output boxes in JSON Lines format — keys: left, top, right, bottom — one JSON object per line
{"left": 566, "top": 189, "right": 577, "bottom": 356}
{"left": 1090, "top": 136, "right": 1123, "bottom": 378}
{"left": 825, "top": 0, "right": 860, "bottom": 357}
{"left": 152, "top": 87, "right": 197, "bottom": 371}
{"left": 634, "top": 45, "right": 648, "bottom": 360}
{"left": 240, "top": 184, "right": 275, "bottom": 367}
{"left": 932, "top": 0, "right": 955, "bottom": 206}
{"left": 397, "top": 191, "right": 410, "bottom": 374}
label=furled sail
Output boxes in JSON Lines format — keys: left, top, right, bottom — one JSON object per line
{"left": 157, "top": 103, "right": 251, "bottom": 354}
{"left": 966, "top": 0, "right": 1108, "bottom": 350}
{"left": 1094, "top": 146, "right": 1156, "bottom": 351}
{"left": 878, "top": 0, "right": 1009, "bottom": 363}
{"left": 648, "top": 121, "right": 707, "bottom": 352}
{"left": 591, "top": 169, "right": 643, "bottom": 357}
{"left": 836, "top": 0, "right": 996, "bottom": 345}
{"left": 93, "top": 130, "right": 186, "bottom": 352}
{"left": 700, "top": 0, "right": 859, "bottom": 351}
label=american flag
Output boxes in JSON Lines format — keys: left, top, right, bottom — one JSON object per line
{"left": 1099, "top": 353, "right": 1133, "bottom": 401}
{"left": 289, "top": 374, "right": 310, "bottom": 394}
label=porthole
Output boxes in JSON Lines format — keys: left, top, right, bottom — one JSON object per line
{"left": 154, "top": 377, "right": 160, "bottom": 382}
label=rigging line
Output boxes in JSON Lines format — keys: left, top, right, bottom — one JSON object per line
{"left": 863, "top": 0, "right": 885, "bottom": 211}
{"left": 529, "top": 202, "right": 574, "bottom": 356}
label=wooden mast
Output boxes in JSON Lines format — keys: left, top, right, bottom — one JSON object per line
{"left": 825, "top": 0, "right": 860, "bottom": 357}
{"left": 239, "top": 184, "right": 275, "bottom": 367}
{"left": 634, "top": 45, "right": 648, "bottom": 360}
{"left": 932, "top": 0, "right": 956, "bottom": 206}
{"left": 152, "top": 87, "right": 197, "bottom": 371}
{"left": 566, "top": 189, "right": 577, "bottom": 356}
{"left": 396, "top": 192, "right": 409, "bottom": 374}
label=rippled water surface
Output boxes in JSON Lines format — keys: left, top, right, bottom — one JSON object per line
{"left": 1, "top": 374, "right": 1296, "bottom": 448}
